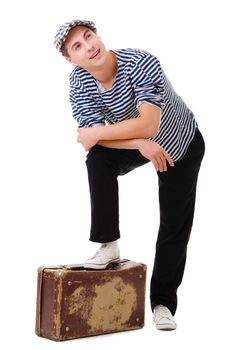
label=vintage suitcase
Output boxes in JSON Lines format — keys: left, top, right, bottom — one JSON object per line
{"left": 35, "top": 260, "right": 146, "bottom": 341}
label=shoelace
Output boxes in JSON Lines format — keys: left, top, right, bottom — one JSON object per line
{"left": 154, "top": 306, "right": 173, "bottom": 322}
{"left": 92, "top": 244, "right": 111, "bottom": 259}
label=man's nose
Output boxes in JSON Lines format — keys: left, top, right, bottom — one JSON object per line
{"left": 85, "top": 42, "right": 94, "bottom": 51}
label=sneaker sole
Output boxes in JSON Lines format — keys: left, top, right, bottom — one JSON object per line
{"left": 83, "top": 258, "right": 120, "bottom": 270}
{"left": 156, "top": 323, "right": 177, "bottom": 331}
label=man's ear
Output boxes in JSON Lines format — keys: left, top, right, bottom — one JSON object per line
{"left": 65, "top": 56, "right": 72, "bottom": 63}
{"left": 65, "top": 56, "right": 74, "bottom": 65}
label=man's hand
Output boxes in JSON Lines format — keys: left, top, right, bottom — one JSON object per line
{"left": 77, "top": 127, "right": 99, "bottom": 151}
{"left": 136, "top": 139, "right": 174, "bottom": 172}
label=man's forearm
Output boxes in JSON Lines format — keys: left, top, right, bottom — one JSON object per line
{"left": 97, "top": 138, "right": 175, "bottom": 173}
{"left": 95, "top": 118, "right": 155, "bottom": 141}
{"left": 97, "top": 139, "right": 140, "bottom": 149}
{"left": 95, "top": 104, "right": 161, "bottom": 141}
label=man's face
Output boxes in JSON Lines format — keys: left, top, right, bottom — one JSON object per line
{"left": 64, "top": 26, "right": 107, "bottom": 71}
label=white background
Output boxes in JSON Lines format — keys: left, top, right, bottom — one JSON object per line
{"left": 0, "top": 0, "right": 231, "bottom": 348}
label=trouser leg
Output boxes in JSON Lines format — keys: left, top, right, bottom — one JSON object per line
{"left": 150, "top": 129, "right": 205, "bottom": 315}
{"left": 85, "top": 145, "right": 149, "bottom": 243}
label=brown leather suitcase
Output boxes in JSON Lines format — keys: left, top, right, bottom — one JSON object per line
{"left": 35, "top": 260, "right": 146, "bottom": 341}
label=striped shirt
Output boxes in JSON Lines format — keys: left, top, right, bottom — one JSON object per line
{"left": 69, "top": 48, "right": 197, "bottom": 161}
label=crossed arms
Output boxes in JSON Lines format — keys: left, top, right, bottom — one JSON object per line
{"left": 77, "top": 103, "right": 174, "bottom": 172}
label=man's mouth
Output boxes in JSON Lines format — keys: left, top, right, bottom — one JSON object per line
{"left": 90, "top": 49, "right": 100, "bottom": 59}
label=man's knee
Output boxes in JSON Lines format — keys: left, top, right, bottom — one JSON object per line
{"left": 85, "top": 145, "right": 116, "bottom": 172}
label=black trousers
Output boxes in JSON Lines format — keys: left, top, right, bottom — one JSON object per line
{"left": 85, "top": 128, "right": 205, "bottom": 315}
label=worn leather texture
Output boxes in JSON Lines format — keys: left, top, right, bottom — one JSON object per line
{"left": 35, "top": 260, "right": 146, "bottom": 341}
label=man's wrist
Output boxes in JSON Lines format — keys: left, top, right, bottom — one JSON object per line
{"left": 95, "top": 125, "right": 105, "bottom": 141}
{"left": 131, "top": 138, "right": 146, "bottom": 149}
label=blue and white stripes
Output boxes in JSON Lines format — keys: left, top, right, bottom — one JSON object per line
{"left": 69, "top": 48, "right": 197, "bottom": 161}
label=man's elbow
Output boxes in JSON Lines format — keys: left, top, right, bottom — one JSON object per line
{"left": 144, "top": 124, "right": 160, "bottom": 138}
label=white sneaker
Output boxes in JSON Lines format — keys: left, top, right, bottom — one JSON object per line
{"left": 153, "top": 305, "right": 177, "bottom": 330}
{"left": 84, "top": 242, "right": 120, "bottom": 269}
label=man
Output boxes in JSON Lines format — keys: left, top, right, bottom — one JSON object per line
{"left": 54, "top": 19, "right": 205, "bottom": 331}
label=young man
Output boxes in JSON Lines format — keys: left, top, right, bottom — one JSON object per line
{"left": 54, "top": 19, "right": 205, "bottom": 330}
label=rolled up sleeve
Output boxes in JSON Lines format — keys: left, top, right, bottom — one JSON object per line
{"left": 130, "top": 54, "right": 164, "bottom": 111}
{"left": 69, "top": 87, "right": 105, "bottom": 128}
